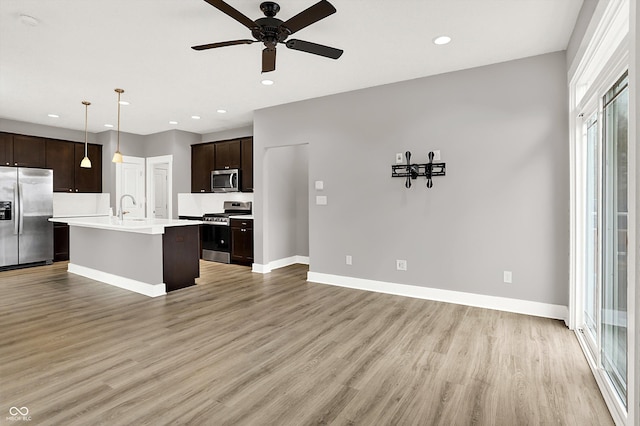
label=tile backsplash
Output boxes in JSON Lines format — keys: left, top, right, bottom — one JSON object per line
{"left": 53, "top": 193, "right": 111, "bottom": 217}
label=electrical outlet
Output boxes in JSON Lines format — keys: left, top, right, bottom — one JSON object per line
{"left": 503, "top": 271, "right": 512, "bottom": 283}
{"left": 346, "top": 255, "right": 352, "bottom": 265}
{"left": 396, "top": 259, "right": 407, "bottom": 271}
{"left": 396, "top": 153, "right": 404, "bottom": 164}
{"left": 433, "top": 150, "right": 441, "bottom": 161}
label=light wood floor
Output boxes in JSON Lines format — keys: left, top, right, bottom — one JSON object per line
{"left": 0, "top": 261, "right": 612, "bottom": 425}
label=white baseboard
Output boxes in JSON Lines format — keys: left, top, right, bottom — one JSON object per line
{"left": 252, "top": 255, "right": 310, "bottom": 274}
{"left": 68, "top": 263, "right": 166, "bottom": 297}
{"left": 307, "top": 271, "right": 569, "bottom": 321}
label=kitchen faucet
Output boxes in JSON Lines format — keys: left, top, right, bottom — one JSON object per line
{"left": 118, "top": 194, "right": 136, "bottom": 221}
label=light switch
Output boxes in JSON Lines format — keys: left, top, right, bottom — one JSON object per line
{"left": 433, "top": 150, "right": 441, "bottom": 161}
{"left": 316, "top": 195, "right": 327, "bottom": 205}
{"left": 395, "top": 153, "right": 404, "bottom": 164}
{"left": 315, "top": 180, "right": 324, "bottom": 190}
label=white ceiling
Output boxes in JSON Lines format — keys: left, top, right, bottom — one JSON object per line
{"left": 0, "top": 0, "right": 583, "bottom": 136}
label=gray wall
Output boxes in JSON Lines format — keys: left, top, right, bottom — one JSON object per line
{"left": 254, "top": 51, "right": 569, "bottom": 306}
{"left": 566, "top": 0, "right": 600, "bottom": 69}
{"left": 0, "top": 118, "right": 91, "bottom": 142}
{"left": 262, "top": 144, "right": 309, "bottom": 262}
{"left": 143, "top": 129, "right": 200, "bottom": 218}
{"left": 201, "top": 125, "right": 253, "bottom": 143}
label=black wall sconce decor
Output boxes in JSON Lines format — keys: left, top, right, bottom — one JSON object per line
{"left": 391, "top": 151, "right": 446, "bottom": 189}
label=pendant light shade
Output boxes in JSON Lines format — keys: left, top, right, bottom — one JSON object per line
{"left": 80, "top": 101, "right": 92, "bottom": 168}
{"left": 112, "top": 88, "right": 124, "bottom": 163}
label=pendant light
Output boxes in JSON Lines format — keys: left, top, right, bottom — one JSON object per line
{"left": 80, "top": 101, "right": 92, "bottom": 168}
{"left": 112, "top": 88, "right": 124, "bottom": 163}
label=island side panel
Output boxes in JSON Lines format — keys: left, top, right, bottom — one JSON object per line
{"left": 69, "top": 226, "right": 164, "bottom": 293}
{"left": 162, "top": 225, "right": 200, "bottom": 292}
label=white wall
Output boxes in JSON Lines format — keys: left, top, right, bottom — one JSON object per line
{"left": 255, "top": 51, "right": 569, "bottom": 306}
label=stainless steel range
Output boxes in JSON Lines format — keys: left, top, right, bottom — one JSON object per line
{"left": 201, "top": 201, "right": 252, "bottom": 263}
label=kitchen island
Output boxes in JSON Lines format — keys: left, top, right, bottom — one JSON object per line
{"left": 50, "top": 216, "right": 202, "bottom": 297}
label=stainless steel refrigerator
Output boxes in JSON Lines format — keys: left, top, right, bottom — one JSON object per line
{"left": 0, "top": 166, "right": 53, "bottom": 269}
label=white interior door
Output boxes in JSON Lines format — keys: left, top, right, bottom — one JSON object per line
{"left": 153, "top": 164, "right": 168, "bottom": 218}
{"left": 116, "top": 156, "right": 145, "bottom": 218}
{"left": 146, "top": 155, "right": 173, "bottom": 219}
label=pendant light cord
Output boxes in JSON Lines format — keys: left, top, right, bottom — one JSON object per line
{"left": 84, "top": 102, "right": 89, "bottom": 157}
{"left": 116, "top": 90, "right": 121, "bottom": 153}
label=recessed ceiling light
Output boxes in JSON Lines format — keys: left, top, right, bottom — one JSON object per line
{"left": 191, "top": 115, "right": 201, "bottom": 120}
{"left": 118, "top": 101, "right": 130, "bottom": 105}
{"left": 169, "top": 121, "right": 178, "bottom": 125}
{"left": 433, "top": 35, "right": 451, "bottom": 45}
{"left": 261, "top": 79, "right": 274, "bottom": 86}
{"left": 216, "top": 109, "right": 227, "bottom": 114}
{"left": 19, "top": 14, "right": 39, "bottom": 27}
{"left": 104, "top": 124, "right": 114, "bottom": 128}
{"left": 47, "top": 114, "right": 59, "bottom": 118}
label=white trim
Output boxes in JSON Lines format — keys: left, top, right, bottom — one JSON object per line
{"left": 68, "top": 263, "right": 166, "bottom": 297}
{"left": 307, "top": 272, "right": 568, "bottom": 321}
{"left": 252, "top": 255, "right": 310, "bottom": 274}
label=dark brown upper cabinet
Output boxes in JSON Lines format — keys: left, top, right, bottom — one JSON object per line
{"left": 214, "top": 140, "right": 241, "bottom": 170}
{"left": 241, "top": 138, "right": 253, "bottom": 192}
{"left": 74, "top": 143, "right": 102, "bottom": 193}
{"left": 46, "top": 139, "right": 75, "bottom": 191}
{"left": 192, "top": 137, "right": 253, "bottom": 193}
{"left": 191, "top": 143, "right": 215, "bottom": 193}
{"left": 11, "top": 135, "right": 46, "bottom": 168}
{"left": 46, "top": 139, "right": 102, "bottom": 193}
{"left": 0, "top": 133, "right": 14, "bottom": 166}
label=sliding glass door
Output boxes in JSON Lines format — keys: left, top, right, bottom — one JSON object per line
{"left": 583, "top": 112, "right": 599, "bottom": 344}
{"left": 580, "top": 71, "right": 629, "bottom": 407}
{"left": 601, "top": 72, "right": 628, "bottom": 404}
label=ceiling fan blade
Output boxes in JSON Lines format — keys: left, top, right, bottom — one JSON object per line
{"left": 262, "top": 48, "right": 276, "bottom": 73}
{"left": 191, "top": 39, "right": 255, "bottom": 50}
{"left": 285, "top": 39, "right": 343, "bottom": 59}
{"left": 203, "top": 0, "right": 257, "bottom": 30}
{"left": 280, "top": 0, "right": 336, "bottom": 35}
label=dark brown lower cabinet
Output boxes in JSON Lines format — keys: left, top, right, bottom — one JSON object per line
{"left": 53, "top": 222, "right": 70, "bottom": 261}
{"left": 162, "top": 225, "right": 200, "bottom": 292}
{"left": 231, "top": 218, "right": 253, "bottom": 265}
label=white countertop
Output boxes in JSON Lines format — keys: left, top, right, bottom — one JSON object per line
{"left": 49, "top": 216, "right": 203, "bottom": 235}
{"left": 52, "top": 213, "right": 110, "bottom": 219}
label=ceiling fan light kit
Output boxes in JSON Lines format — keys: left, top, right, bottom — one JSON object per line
{"left": 192, "top": 0, "right": 343, "bottom": 73}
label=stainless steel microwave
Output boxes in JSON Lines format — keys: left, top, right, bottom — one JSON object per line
{"left": 211, "top": 169, "right": 239, "bottom": 192}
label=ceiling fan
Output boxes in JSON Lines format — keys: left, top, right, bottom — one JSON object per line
{"left": 191, "top": 0, "right": 343, "bottom": 73}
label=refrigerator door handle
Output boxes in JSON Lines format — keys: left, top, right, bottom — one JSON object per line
{"left": 18, "top": 182, "right": 24, "bottom": 235}
{"left": 13, "top": 183, "right": 19, "bottom": 235}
